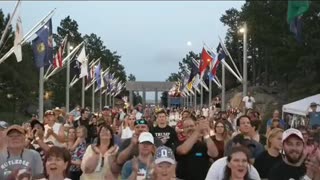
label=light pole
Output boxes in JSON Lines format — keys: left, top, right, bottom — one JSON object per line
{"left": 239, "top": 22, "right": 248, "bottom": 98}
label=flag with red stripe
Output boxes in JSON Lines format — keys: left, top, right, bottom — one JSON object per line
{"left": 53, "top": 36, "right": 67, "bottom": 68}
{"left": 199, "top": 47, "right": 213, "bottom": 78}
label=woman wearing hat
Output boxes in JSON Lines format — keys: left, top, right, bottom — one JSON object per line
{"left": 152, "top": 146, "right": 176, "bottom": 180}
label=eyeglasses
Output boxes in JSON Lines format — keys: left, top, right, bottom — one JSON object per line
{"left": 216, "top": 126, "right": 224, "bottom": 128}
{"left": 7, "top": 134, "right": 24, "bottom": 138}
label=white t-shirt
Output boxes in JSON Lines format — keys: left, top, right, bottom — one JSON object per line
{"left": 121, "top": 126, "right": 134, "bottom": 139}
{"left": 242, "top": 96, "right": 255, "bottom": 109}
{"left": 136, "top": 112, "right": 143, "bottom": 120}
{"left": 202, "top": 108, "right": 209, "bottom": 117}
{"left": 205, "top": 157, "right": 261, "bottom": 180}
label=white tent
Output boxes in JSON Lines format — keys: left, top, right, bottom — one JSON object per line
{"left": 282, "top": 94, "right": 320, "bottom": 116}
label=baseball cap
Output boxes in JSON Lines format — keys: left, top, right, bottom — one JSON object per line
{"left": 103, "top": 106, "right": 110, "bottom": 110}
{"left": 44, "top": 110, "right": 54, "bottom": 116}
{"left": 0, "top": 121, "right": 8, "bottom": 130}
{"left": 134, "top": 119, "right": 148, "bottom": 126}
{"left": 154, "top": 146, "right": 176, "bottom": 164}
{"left": 282, "top": 128, "right": 304, "bottom": 143}
{"left": 6, "top": 125, "right": 26, "bottom": 135}
{"left": 138, "top": 132, "right": 154, "bottom": 144}
{"left": 310, "top": 102, "right": 317, "bottom": 106}
{"left": 30, "top": 119, "right": 44, "bottom": 130}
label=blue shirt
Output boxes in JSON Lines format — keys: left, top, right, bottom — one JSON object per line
{"left": 267, "top": 119, "right": 286, "bottom": 129}
{"left": 309, "top": 112, "right": 320, "bottom": 127}
{"left": 121, "top": 159, "right": 149, "bottom": 180}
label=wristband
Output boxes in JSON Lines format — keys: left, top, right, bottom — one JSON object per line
{"left": 35, "top": 137, "right": 40, "bottom": 141}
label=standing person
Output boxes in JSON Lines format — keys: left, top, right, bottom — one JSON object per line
{"left": 205, "top": 134, "right": 261, "bottom": 180}
{"left": 152, "top": 109, "right": 178, "bottom": 150}
{"left": 44, "top": 110, "right": 65, "bottom": 147}
{"left": 0, "top": 125, "right": 43, "bottom": 179}
{"left": 68, "top": 126, "right": 87, "bottom": 180}
{"left": 73, "top": 108, "right": 93, "bottom": 144}
{"left": 80, "top": 125, "right": 118, "bottom": 180}
{"left": 43, "top": 146, "right": 71, "bottom": 180}
{"left": 241, "top": 91, "right": 255, "bottom": 112}
{"left": 121, "top": 132, "right": 155, "bottom": 180}
{"left": 152, "top": 146, "right": 176, "bottom": 180}
{"left": 175, "top": 110, "right": 191, "bottom": 142}
{"left": 268, "top": 128, "right": 319, "bottom": 180}
{"left": 26, "top": 120, "right": 50, "bottom": 160}
{"left": 119, "top": 115, "right": 135, "bottom": 140}
{"left": 308, "top": 102, "right": 320, "bottom": 129}
{"left": 225, "top": 115, "right": 264, "bottom": 160}
{"left": 266, "top": 110, "right": 286, "bottom": 133}
{"left": 210, "top": 121, "right": 230, "bottom": 162}
{"left": 202, "top": 105, "right": 209, "bottom": 118}
{"left": 176, "top": 117, "right": 219, "bottom": 180}
{"left": 254, "top": 128, "right": 283, "bottom": 179}
{"left": 0, "top": 121, "right": 8, "bottom": 152}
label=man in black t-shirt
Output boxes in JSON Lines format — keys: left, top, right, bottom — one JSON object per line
{"left": 269, "top": 128, "right": 319, "bottom": 180}
{"left": 152, "top": 109, "right": 178, "bottom": 150}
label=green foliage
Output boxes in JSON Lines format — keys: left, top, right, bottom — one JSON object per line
{"left": 0, "top": 10, "right": 129, "bottom": 121}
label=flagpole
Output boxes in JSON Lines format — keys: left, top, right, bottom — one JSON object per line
{"left": 66, "top": 42, "right": 71, "bottom": 113}
{"left": 200, "top": 85, "right": 203, "bottom": 108}
{"left": 39, "top": 67, "right": 44, "bottom": 122}
{"left": 81, "top": 77, "right": 85, "bottom": 108}
{"left": 0, "top": 0, "right": 20, "bottom": 48}
{"left": 109, "top": 94, "right": 112, "bottom": 106}
{"left": 99, "top": 89, "right": 102, "bottom": 112}
{"left": 194, "top": 88, "right": 197, "bottom": 110}
{"left": 92, "top": 83, "right": 95, "bottom": 112}
{"left": 209, "top": 62, "right": 212, "bottom": 107}
{"left": 112, "top": 96, "right": 115, "bottom": 108}
{"left": 0, "top": 8, "right": 56, "bottom": 64}
{"left": 222, "top": 63, "right": 226, "bottom": 111}
{"left": 105, "top": 91, "right": 108, "bottom": 106}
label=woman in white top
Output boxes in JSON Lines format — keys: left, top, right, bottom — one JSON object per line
{"left": 44, "top": 110, "right": 65, "bottom": 147}
{"left": 81, "top": 124, "right": 119, "bottom": 180}
{"left": 119, "top": 115, "right": 135, "bottom": 140}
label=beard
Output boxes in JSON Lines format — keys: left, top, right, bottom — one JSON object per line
{"left": 285, "top": 149, "right": 303, "bottom": 164}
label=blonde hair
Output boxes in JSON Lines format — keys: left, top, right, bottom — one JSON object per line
{"left": 77, "top": 126, "right": 88, "bottom": 138}
{"left": 267, "top": 128, "right": 283, "bottom": 148}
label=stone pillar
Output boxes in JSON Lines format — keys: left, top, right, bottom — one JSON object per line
{"left": 129, "top": 90, "right": 133, "bottom": 106}
{"left": 142, "top": 90, "right": 146, "bottom": 106}
{"left": 155, "top": 89, "right": 158, "bottom": 106}
{"left": 167, "top": 95, "right": 170, "bottom": 108}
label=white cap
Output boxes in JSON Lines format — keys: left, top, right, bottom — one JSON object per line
{"left": 282, "top": 128, "right": 304, "bottom": 143}
{"left": 138, "top": 132, "right": 154, "bottom": 144}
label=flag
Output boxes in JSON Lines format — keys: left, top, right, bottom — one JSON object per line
{"left": 53, "top": 36, "right": 67, "bottom": 68}
{"left": 199, "top": 47, "right": 213, "bottom": 78}
{"left": 77, "top": 46, "right": 88, "bottom": 78}
{"left": 95, "top": 62, "right": 102, "bottom": 89}
{"left": 32, "top": 18, "right": 53, "bottom": 68}
{"left": 70, "top": 58, "right": 81, "bottom": 79}
{"left": 287, "top": 0, "right": 310, "bottom": 44}
{"left": 211, "top": 43, "right": 225, "bottom": 76}
{"left": 188, "top": 62, "right": 199, "bottom": 83}
{"left": 14, "top": 15, "right": 23, "bottom": 62}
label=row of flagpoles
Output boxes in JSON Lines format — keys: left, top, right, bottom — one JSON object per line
{"left": 0, "top": 1, "right": 125, "bottom": 122}
{"left": 168, "top": 36, "right": 244, "bottom": 110}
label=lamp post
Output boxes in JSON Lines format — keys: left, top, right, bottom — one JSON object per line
{"left": 239, "top": 22, "right": 248, "bottom": 98}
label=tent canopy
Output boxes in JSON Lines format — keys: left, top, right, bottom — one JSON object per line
{"left": 282, "top": 94, "right": 320, "bottom": 116}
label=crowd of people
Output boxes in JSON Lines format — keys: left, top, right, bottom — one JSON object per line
{"left": 0, "top": 94, "right": 320, "bottom": 180}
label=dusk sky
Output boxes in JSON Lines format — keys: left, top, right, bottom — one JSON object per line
{"left": 2, "top": 1, "right": 244, "bottom": 99}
